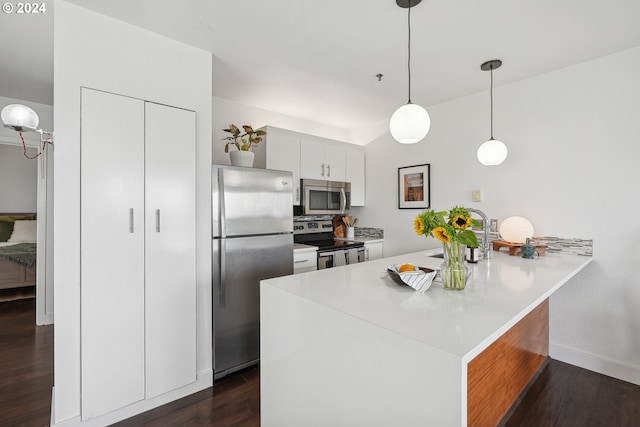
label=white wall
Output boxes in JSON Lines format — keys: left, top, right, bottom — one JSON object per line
{"left": 53, "top": 1, "right": 212, "bottom": 424}
{"left": 357, "top": 47, "right": 640, "bottom": 385}
{"left": 0, "top": 144, "right": 37, "bottom": 212}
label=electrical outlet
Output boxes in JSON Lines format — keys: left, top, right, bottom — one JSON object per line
{"left": 490, "top": 218, "right": 499, "bottom": 232}
{"left": 472, "top": 190, "right": 482, "bottom": 202}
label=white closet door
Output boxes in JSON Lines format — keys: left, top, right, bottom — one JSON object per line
{"left": 80, "top": 88, "right": 145, "bottom": 419}
{"left": 144, "top": 102, "right": 197, "bottom": 398}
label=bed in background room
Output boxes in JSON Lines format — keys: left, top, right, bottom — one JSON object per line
{"left": 0, "top": 214, "right": 37, "bottom": 290}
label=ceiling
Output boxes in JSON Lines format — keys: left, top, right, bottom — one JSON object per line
{"left": 3, "top": 0, "right": 640, "bottom": 133}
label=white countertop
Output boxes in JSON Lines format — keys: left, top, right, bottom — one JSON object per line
{"left": 261, "top": 250, "right": 592, "bottom": 362}
{"left": 335, "top": 236, "right": 384, "bottom": 243}
{"left": 355, "top": 236, "right": 384, "bottom": 243}
{"left": 293, "top": 243, "right": 318, "bottom": 253}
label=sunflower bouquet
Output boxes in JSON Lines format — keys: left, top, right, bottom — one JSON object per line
{"left": 414, "top": 206, "right": 480, "bottom": 290}
{"left": 414, "top": 206, "right": 481, "bottom": 247}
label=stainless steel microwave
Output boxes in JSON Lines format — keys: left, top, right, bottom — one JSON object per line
{"left": 301, "top": 179, "right": 351, "bottom": 215}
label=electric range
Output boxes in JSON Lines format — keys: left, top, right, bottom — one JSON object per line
{"left": 293, "top": 218, "right": 364, "bottom": 269}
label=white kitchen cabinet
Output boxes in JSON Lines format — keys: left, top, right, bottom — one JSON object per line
{"left": 345, "top": 147, "right": 365, "bottom": 206}
{"left": 258, "top": 126, "right": 365, "bottom": 206}
{"left": 365, "top": 241, "right": 384, "bottom": 261}
{"left": 294, "top": 245, "right": 318, "bottom": 274}
{"left": 300, "top": 137, "right": 346, "bottom": 182}
{"left": 80, "top": 88, "right": 196, "bottom": 419}
{"left": 263, "top": 127, "right": 302, "bottom": 205}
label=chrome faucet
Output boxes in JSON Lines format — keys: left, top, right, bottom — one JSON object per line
{"left": 466, "top": 208, "right": 492, "bottom": 260}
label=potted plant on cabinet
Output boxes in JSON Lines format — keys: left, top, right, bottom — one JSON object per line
{"left": 222, "top": 124, "right": 266, "bottom": 167}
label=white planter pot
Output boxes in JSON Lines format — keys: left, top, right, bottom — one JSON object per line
{"left": 229, "top": 150, "right": 255, "bottom": 167}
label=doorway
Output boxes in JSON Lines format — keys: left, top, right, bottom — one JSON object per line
{"left": 0, "top": 138, "right": 53, "bottom": 325}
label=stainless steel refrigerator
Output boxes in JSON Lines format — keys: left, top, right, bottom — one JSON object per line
{"left": 212, "top": 165, "right": 294, "bottom": 379}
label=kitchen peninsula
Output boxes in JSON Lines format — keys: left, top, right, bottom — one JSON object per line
{"left": 260, "top": 250, "right": 592, "bottom": 426}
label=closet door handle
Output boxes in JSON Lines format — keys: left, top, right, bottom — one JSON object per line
{"left": 155, "top": 209, "right": 161, "bottom": 232}
{"left": 129, "top": 208, "right": 134, "bottom": 233}
{"left": 321, "top": 163, "right": 325, "bottom": 177}
{"left": 327, "top": 164, "right": 331, "bottom": 177}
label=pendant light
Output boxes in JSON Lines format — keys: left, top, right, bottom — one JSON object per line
{"left": 477, "top": 59, "right": 508, "bottom": 165}
{"left": 389, "top": 0, "right": 430, "bottom": 144}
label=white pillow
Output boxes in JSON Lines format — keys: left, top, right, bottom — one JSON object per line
{"left": 8, "top": 220, "right": 37, "bottom": 243}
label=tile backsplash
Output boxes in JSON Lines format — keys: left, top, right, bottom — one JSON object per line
{"left": 348, "top": 227, "right": 592, "bottom": 256}
{"left": 354, "top": 227, "right": 384, "bottom": 239}
{"left": 475, "top": 231, "right": 593, "bottom": 256}
{"left": 529, "top": 237, "right": 593, "bottom": 256}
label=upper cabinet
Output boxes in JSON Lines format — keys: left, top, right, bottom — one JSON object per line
{"left": 262, "top": 127, "right": 302, "bottom": 205}
{"left": 256, "top": 126, "right": 365, "bottom": 206}
{"left": 300, "top": 137, "right": 346, "bottom": 182}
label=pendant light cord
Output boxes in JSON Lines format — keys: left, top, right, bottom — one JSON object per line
{"left": 489, "top": 65, "right": 494, "bottom": 139}
{"left": 407, "top": 4, "right": 412, "bottom": 104}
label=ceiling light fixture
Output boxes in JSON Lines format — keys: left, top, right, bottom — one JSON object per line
{"left": 389, "top": 0, "right": 430, "bottom": 144}
{"left": 1, "top": 104, "right": 53, "bottom": 160}
{"left": 477, "top": 59, "right": 507, "bottom": 165}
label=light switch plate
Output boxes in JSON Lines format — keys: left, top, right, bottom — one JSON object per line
{"left": 472, "top": 190, "right": 482, "bottom": 202}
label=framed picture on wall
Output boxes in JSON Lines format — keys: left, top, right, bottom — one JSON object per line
{"left": 398, "top": 164, "right": 430, "bottom": 209}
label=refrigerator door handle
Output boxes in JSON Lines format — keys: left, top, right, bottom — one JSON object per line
{"left": 220, "top": 238, "right": 227, "bottom": 308}
{"left": 219, "top": 168, "right": 227, "bottom": 238}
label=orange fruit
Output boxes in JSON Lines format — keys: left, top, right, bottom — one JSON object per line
{"left": 398, "top": 263, "right": 416, "bottom": 273}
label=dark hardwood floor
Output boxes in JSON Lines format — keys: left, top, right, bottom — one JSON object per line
{"left": 0, "top": 298, "right": 53, "bottom": 427}
{"left": 503, "top": 360, "right": 640, "bottom": 427}
{"left": 2, "top": 297, "right": 640, "bottom": 427}
{"left": 113, "top": 368, "right": 260, "bottom": 427}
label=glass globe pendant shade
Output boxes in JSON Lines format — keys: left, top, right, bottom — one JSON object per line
{"left": 1, "top": 104, "right": 39, "bottom": 132}
{"left": 499, "top": 216, "right": 534, "bottom": 244}
{"left": 477, "top": 138, "right": 508, "bottom": 166}
{"left": 389, "top": 103, "right": 430, "bottom": 144}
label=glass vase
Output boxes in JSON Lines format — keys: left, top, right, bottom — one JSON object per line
{"left": 441, "top": 241, "right": 468, "bottom": 290}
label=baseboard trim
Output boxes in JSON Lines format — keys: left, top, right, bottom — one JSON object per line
{"left": 50, "top": 372, "right": 214, "bottom": 427}
{"left": 550, "top": 342, "right": 640, "bottom": 386}
{"left": 37, "top": 312, "right": 54, "bottom": 326}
